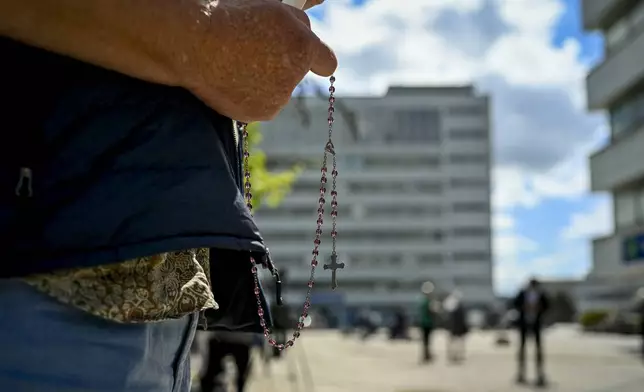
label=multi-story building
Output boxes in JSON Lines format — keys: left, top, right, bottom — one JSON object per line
{"left": 580, "top": 0, "right": 644, "bottom": 312}
{"left": 254, "top": 86, "right": 494, "bottom": 322}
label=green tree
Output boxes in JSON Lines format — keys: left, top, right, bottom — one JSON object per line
{"left": 245, "top": 122, "right": 301, "bottom": 210}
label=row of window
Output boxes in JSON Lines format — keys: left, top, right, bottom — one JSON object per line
{"left": 605, "top": 1, "right": 644, "bottom": 54}
{"left": 262, "top": 229, "right": 491, "bottom": 243}
{"left": 288, "top": 179, "right": 489, "bottom": 196}
{"left": 276, "top": 252, "right": 491, "bottom": 266}
{"left": 272, "top": 154, "right": 488, "bottom": 172}
{"left": 278, "top": 279, "right": 491, "bottom": 292}
{"left": 347, "top": 182, "right": 443, "bottom": 194}
{"left": 615, "top": 187, "right": 644, "bottom": 230}
{"left": 449, "top": 128, "right": 488, "bottom": 140}
{"left": 255, "top": 202, "right": 489, "bottom": 218}
{"left": 610, "top": 89, "right": 644, "bottom": 138}
{"left": 448, "top": 154, "right": 488, "bottom": 164}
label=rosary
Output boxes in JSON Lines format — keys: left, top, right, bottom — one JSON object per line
{"left": 237, "top": 76, "right": 342, "bottom": 351}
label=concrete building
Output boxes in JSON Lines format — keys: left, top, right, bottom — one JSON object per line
{"left": 580, "top": 0, "right": 644, "bottom": 312}
{"left": 254, "top": 85, "right": 494, "bottom": 321}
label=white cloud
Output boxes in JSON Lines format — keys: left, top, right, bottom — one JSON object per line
{"left": 310, "top": 0, "right": 607, "bottom": 210}
{"left": 493, "top": 213, "right": 515, "bottom": 231}
{"left": 307, "top": 0, "right": 608, "bottom": 293}
{"left": 561, "top": 196, "right": 613, "bottom": 240}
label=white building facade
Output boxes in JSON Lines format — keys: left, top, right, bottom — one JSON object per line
{"left": 580, "top": 0, "right": 644, "bottom": 312}
{"left": 254, "top": 86, "right": 494, "bottom": 322}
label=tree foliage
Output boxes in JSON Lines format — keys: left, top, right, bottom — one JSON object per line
{"left": 245, "top": 122, "right": 301, "bottom": 210}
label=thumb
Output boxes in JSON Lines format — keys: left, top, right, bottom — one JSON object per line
{"left": 310, "top": 36, "right": 337, "bottom": 77}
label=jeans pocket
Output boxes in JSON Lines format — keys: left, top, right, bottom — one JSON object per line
{"left": 172, "top": 313, "right": 199, "bottom": 392}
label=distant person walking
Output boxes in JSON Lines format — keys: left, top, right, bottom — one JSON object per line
{"left": 513, "top": 278, "right": 550, "bottom": 387}
{"left": 418, "top": 281, "right": 437, "bottom": 363}
{"left": 443, "top": 290, "right": 469, "bottom": 363}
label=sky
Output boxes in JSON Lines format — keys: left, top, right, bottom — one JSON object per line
{"left": 306, "top": 0, "right": 614, "bottom": 295}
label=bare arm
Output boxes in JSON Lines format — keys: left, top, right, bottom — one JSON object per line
{"left": 0, "top": 0, "right": 336, "bottom": 121}
{"left": 0, "top": 0, "right": 199, "bottom": 88}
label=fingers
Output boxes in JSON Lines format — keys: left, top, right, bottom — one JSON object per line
{"left": 303, "top": 0, "right": 325, "bottom": 11}
{"left": 283, "top": 5, "right": 337, "bottom": 77}
{"left": 284, "top": 4, "right": 311, "bottom": 29}
{"left": 310, "top": 37, "right": 337, "bottom": 77}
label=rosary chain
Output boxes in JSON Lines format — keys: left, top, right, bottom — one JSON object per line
{"left": 239, "top": 76, "right": 337, "bottom": 351}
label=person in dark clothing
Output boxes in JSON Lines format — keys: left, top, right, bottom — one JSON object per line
{"left": 444, "top": 290, "right": 469, "bottom": 363}
{"left": 418, "top": 281, "right": 437, "bottom": 363}
{"left": 389, "top": 307, "right": 411, "bottom": 340}
{"left": 200, "top": 332, "right": 258, "bottom": 392}
{"left": 513, "top": 278, "right": 550, "bottom": 387}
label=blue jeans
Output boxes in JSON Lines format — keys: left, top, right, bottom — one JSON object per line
{"left": 0, "top": 279, "right": 198, "bottom": 392}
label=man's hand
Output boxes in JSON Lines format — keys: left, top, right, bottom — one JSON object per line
{"left": 186, "top": 0, "right": 337, "bottom": 122}
{"left": 0, "top": 0, "right": 337, "bottom": 122}
{"left": 303, "top": 0, "right": 325, "bottom": 10}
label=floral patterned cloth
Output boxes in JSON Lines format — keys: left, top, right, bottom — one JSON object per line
{"left": 23, "top": 248, "right": 217, "bottom": 323}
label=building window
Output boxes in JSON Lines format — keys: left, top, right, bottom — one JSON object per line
{"left": 605, "top": 1, "right": 644, "bottom": 53}
{"left": 349, "top": 181, "right": 442, "bottom": 195}
{"left": 638, "top": 190, "right": 644, "bottom": 223}
{"left": 450, "top": 178, "right": 488, "bottom": 188}
{"left": 452, "top": 228, "right": 490, "bottom": 237}
{"left": 449, "top": 154, "right": 488, "bottom": 164}
{"left": 365, "top": 205, "right": 442, "bottom": 219}
{"left": 339, "top": 155, "right": 364, "bottom": 170}
{"left": 452, "top": 252, "right": 490, "bottom": 261}
{"left": 615, "top": 191, "right": 637, "bottom": 229}
{"left": 417, "top": 254, "right": 443, "bottom": 265}
{"left": 606, "top": 18, "right": 630, "bottom": 50}
{"left": 448, "top": 105, "right": 486, "bottom": 116}
{"left": 386, "top": 110, "right": 441, "bottom": 143}
{"left": 610, "top": 90, "right": 644, "bottom": 138}
{"left": 449, "top": 128, "right": 487, "bottom": 140}
{"left": 452, "top": 202, "right": 489, "bottom": 212}
{"left": 363, "top": 156, "right": 440, "bottom": 169}
{"left": 255, "top": 206, "right": 319, "bottom": 218}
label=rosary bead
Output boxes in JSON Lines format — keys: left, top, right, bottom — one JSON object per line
{"left": 240, "top": 75, "right": 340, "bottom": 352}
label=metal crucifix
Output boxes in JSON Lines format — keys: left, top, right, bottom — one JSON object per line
{"left": 323, "top": 253, "right": 345, "bottom": 290}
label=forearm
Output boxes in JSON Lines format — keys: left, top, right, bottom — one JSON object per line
{"left": 0, "top": 0, "right": 204, "bottom": 87}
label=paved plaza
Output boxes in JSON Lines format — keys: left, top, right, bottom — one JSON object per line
{"left": 194, "top": 326, "right": 644, "bottom": 392}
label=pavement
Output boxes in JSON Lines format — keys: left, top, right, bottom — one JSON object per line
{"left": 192, "top": 325, "right": 644, "bottom": 392}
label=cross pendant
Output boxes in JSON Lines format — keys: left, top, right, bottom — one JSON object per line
{"left": 323, "top": 253, "right": 345, "bottom": 290}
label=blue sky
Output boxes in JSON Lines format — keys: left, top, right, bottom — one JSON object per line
{"left": 308, "top": 0, "right": 613, "bottom": 295}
